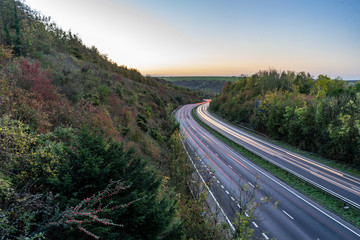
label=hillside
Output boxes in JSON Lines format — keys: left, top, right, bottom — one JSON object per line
{"left": 0, "top": 1, "right": 234, "bottom": 239}
{"left": 162, "top": 76, "right": 242, "bottom": 98}
{"left": 210, "top": 69, "right": 360, "bottom": 166}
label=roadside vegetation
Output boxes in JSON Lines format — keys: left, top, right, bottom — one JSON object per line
{"left": 209, "top": 70, "right": 360, "bottom": 225}
{"left": 210, "top": 69, "right": 360, "bottom": 168}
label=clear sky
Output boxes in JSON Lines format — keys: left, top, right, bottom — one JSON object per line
{"left": 25, "top": 0, "right": 360, "bottom": 79}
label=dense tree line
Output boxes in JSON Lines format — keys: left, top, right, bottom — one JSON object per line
{"left": 211, "top": 69, "right": 360, "bottom": 165}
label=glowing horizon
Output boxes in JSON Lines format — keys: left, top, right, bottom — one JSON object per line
{"left": 25, "top": 0, "right": 360, "bottom": 79}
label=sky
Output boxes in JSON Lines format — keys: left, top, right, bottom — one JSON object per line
{"left": 25, "top": 0, "right": 360, "bottom": 79}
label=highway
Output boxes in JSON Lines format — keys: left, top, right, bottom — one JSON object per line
{"left": 197, "top": 102, "right": 360, "bottom": 210}
{"left": 176, "top": 102, "right": 360, "bottom": 240}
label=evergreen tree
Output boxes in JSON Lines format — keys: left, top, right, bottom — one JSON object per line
{"left": 23, "top": 128, "right": 178, "bottom": 239}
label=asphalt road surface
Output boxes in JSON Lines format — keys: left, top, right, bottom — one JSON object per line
{"left": 197, "top": 102, "right": 360, "bottom": 210}
{"left": 176, "top": 102, "right": 360, "bottom": 240}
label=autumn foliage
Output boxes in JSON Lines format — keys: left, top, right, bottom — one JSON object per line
{"left": 0, "top": 1, "right": 202, "bottom": 239}
{"left": 18, "top": 60, "right": 58, "bottom": 101}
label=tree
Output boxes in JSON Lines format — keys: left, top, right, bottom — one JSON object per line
{"left": 18, "top": 59, "right": 58, "bottom": 101}
{"left": 232, "top": 180, "right": 274, "bottom": 240}
{"left": 21, "top": 128, "right": 179, "bottom": 239}
{"left": 354, "top": 82, "right": 360, "bottom": 93}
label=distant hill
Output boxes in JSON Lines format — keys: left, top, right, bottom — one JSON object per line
{"left": 162, "top": 76, "right": 239, "bottom": 82}
{"left": 161, "top": 76, "right": 244, "bottom": 97}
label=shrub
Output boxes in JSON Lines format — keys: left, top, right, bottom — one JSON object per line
{"left": 0, "top": 114, "right": 37, "bottom": 170}
{"left": 18, "top": 59, "right": 58, "bottom": 101}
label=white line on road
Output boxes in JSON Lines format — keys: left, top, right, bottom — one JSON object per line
{"left": 245, "top": 212, "right": 249, "bottom": 217}
{"left": 228, "top": 165, "right": 233, "bottom": 169}
{"left": 217, "top": 180, "right": 220, "bottom": 184}
{"left": 248, "top": 182, "right": 254, "bottom": 188}
{"left": 219, "top": 138, "right": 360, "bottom": 237}
{"left": 262, "top": 233, "right": 269, "bottom": 239}
{"left": 252, "top": 222, "right": 258, "bottom": 228}
{"left": 215, "top": 153, "right": 218, "bottom": 156}
{"left": 237, "top": 204, "right": 241, "bottom": 208}
{"left": 181, "top": 139, "right": 235, "bottom": 231}
{"left": 231, "top": 197, "right": 235, "bottom": 201}
{"left": 225, "top": 190, "right": 230, "bottom": 195}
{"left": 221, "top": 185, "right": 224, "bottom": 189}
{"left": 282, "top": 210, "right": 294, "bottom": 220}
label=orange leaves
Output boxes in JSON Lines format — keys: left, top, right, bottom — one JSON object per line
{"left": 74, "top": 100, "right": 119, "bottom": 140}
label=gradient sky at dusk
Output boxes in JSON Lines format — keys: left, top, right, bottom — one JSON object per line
{"left": 25, "top": 0, "right": 360, "bottom": 79}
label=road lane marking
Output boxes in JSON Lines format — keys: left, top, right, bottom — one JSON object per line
{"left": 221, "top": 185, "right": 224, "bottom": 189}
{"left": 245, "top": 212, "right": 249, "bottom": 217}
{"left": 351, "top": 186, "right": 360, "bottom": 193}
{"left": 225, "top": 190, "right": 229, "bottom": 195}
{"left": 262, "top": 233, "right": 269, "bottom": 239}
{"left": 215, "top": 153, "right": 219, "bottom": 156}
{"left": 188, "top": 112, "right": 360, "bottom": 237}
{"left": 248, "top": 182, "right": 254, "bottom": 188}
{"left": 231, "top": 197, "right": 235, "bottom": 201}
{"left": 202, "top": 135, "right": 213, "bottom": 144}
{"left": 217, "top": 180, "right": 220, "bottom": 184}
{"left": 282, "top": 210, "right": 294, "bottom": 220}
{"left": 228, "top": 165, "right": 233, "bottom": 169}
{"left": 252, "top": 222, "right": 258, "bottom": 228}
{"left": 182, "top": 104, "right": 360, "bottom": 237}
{"left": 181, "top": 138, "right": 235, "bottom": 231}
{"left": 237, "top": 204, "right": 241, "bottom": 208}
{"left": 198, "top": 103, "right": 360, "bottom": 209}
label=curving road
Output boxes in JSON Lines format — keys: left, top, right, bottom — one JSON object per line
{"left": 197, "top": 102, "right": 360, "bottom": 210}
{"left": 176, "top": 102, "right": 360, "bottom": 240}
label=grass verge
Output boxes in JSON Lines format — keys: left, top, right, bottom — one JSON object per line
{"left": 191, "top": 107, "right": 360, "bottom": 229}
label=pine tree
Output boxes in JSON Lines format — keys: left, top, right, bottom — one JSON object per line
{"left": 38, "top": 129, "right": 178, "bottom": 239}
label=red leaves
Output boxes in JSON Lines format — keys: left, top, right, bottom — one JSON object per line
{"left": 18, "top": 59, "right": 58, "bottom": 101}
